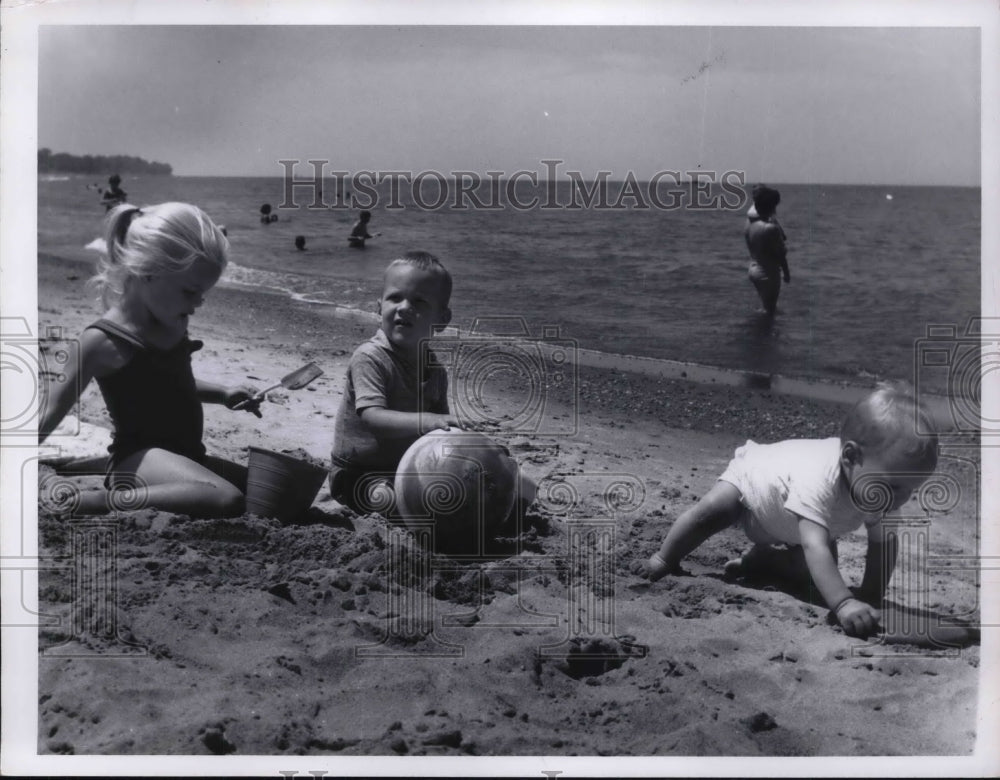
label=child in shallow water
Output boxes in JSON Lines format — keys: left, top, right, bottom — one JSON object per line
{"left": 40, "top": 202, "right": 262, "bottom": 518}
{"left": 640, "top": 382, "right": 938, "bottom": 639}
{"left": 348, "top": 210, "right": 374, "bottom": 248}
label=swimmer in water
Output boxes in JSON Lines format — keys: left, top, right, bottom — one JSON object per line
{"left": 100, "top": 174, "right": 127, "bottom": 212}
{"left": 348, "top": 210, "right": 373, "bottom": 249}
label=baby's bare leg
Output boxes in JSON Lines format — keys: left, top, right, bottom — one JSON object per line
{"left": 645, "top": 481, "right": 744, "bottom": 581}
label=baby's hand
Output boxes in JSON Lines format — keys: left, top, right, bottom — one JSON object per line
{"left": 849, "top": 586, "right": 883, "bottom": 608}
{"left": 633, "top": 553, "right": 672, "bottom": 582}
{"left": 226, "top": 385, "right": 263, "bottom": 418}
{"left": 835, "top": 598, "right": 881, "bottom": 639}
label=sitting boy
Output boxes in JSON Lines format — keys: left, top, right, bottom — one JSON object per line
{"left": 641, "top": 382, "right": 938, "bottom": 639}
{"left": 330, "top": 251, "right": 459, "bottom": 512}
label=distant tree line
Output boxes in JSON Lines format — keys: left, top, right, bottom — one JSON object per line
{"left": 38, "top": 148, "right": 172, "bottom": 176}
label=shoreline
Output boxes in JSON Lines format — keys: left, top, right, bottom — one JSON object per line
{"left": 39, "top": 250, "right": 857, "bottom": 445}
{"left": 42, "top": 250, "right": 937, "bottom": 411}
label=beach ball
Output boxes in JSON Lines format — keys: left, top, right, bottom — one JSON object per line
{"left": 394, "top": 429, "right": 518, "bottom": 555}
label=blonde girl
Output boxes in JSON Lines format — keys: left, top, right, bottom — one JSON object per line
{"left": 41, "top": 202, "right": 261, "bottom": 518}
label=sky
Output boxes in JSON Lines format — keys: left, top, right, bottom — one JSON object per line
{"left": 36, "top": 24, "right": 981, "bottom": 185}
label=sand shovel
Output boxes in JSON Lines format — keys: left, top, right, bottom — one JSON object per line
{"left": 233, "top": 362, "right": 324, "bottom": 414}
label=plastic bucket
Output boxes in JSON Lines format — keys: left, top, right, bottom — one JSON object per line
{"left": 245, "top": 447, "right": 328, "bottom": 523}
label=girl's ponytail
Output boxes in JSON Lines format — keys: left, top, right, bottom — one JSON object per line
{"left": 104, "top": 204, "right": 142, "bottom": 267}
{"left": 90, "top": 202, "right": 227, "bottom": 311}
{"left": 91, "top": 203, "right": 142, "bottom": 308}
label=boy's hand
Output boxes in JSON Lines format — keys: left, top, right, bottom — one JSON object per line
{"left": 835, "top": 598, "right": 881, "bottom": 639}
{"left": 225, "top": 385, "right": 263, "bottom": 418}
{"left": 420, "top": 413, "right": 460, "bottom": 433}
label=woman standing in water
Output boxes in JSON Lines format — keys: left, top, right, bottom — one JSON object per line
{"left": 745, "top": 184, "right": 790, "bottom": 315}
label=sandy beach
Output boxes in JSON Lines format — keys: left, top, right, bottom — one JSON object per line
{"left": 35, "top": 252, "right": 981, "bottom": 758}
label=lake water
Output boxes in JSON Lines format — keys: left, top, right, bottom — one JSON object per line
{"left": 38, "top": 175, "right": 980, "bottom": 393}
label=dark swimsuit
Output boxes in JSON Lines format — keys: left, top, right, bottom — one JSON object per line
{"left": 87, "top": 319, "right": 206, "bottom": 473}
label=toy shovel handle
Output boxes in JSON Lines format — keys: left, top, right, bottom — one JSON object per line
{"left": 231, "top": 363, "right": 323, "bottom": 411}
{"left": 232, "top": 382, "right": 281, "bottom": 411}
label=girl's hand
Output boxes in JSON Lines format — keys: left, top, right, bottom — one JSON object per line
{"left": 225, "top": 385, "right": 262, "bottom": 418}
{"left": 835, "top": 598, "right": 881, "bottom": 639}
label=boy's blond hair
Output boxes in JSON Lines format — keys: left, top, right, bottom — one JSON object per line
{"left": 841, "top": 380, "right": 938, "bottom": 468}
{"left": 385, "top": 251, "right": 452, "bottom": 307}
